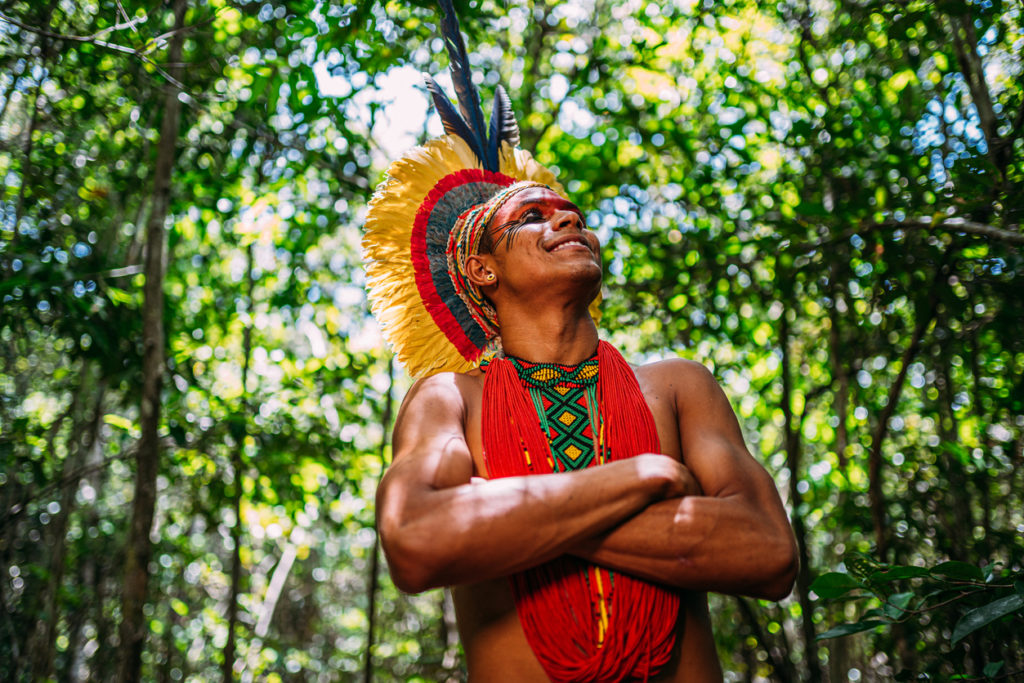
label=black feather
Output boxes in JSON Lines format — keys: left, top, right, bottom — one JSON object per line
{"left": 493, "top": 85, "right": 520, "bottom": 147}
{"left": 424, "top": 74, "right": 479, "bottom": 155}
{"left": 486, "top": 87, "right": 519, "bottom": 169}
{"left": 437, "top": 0, "right": 492, "bottom": 169}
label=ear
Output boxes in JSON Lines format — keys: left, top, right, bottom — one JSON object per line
{"left": 464, "top": 254, "right": 497, "bottom": 289}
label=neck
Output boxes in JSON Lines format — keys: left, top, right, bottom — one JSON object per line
{"left": 495, "top": 301, "right": 599, "bottom": 366}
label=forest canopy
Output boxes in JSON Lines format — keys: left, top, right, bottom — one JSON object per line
{"left": 0, "top": 0, "right": 1021, "bottom": 681}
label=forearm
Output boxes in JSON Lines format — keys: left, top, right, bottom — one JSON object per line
{"left": 379, "top": 458, "right": 672, "bottom": 592}
{"left": 571, "top": 494, "right": 798, "bottom": 600}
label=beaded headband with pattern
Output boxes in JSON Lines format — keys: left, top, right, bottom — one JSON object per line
{"left": 362, "top": 1, "right": 599, "bottom": 378}
{"left": 446, "top": 181, "right": 547, "bottom": 341}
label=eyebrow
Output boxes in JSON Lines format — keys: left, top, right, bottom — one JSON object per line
{"left": 512, "top": 199, "right": 583, "bottom": 216}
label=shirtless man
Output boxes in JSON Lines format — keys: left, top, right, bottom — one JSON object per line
{"left": 375, "top": 184, "right": 798, "bottom": 681}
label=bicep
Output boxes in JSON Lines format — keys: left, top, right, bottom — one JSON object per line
{"left": 675, "top": 362, "right": 777, "bottom": 501}
{"left": 380, "top": 375, "right": 474, "bottom": 509}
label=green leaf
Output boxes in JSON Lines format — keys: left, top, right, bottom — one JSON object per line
{"left": 104, "top": 414, "right": 136, "bottom": 433}
{"left": 170, "top": 598, "right": 189, "bottom": 616}
{"left": 810, "top": 572, "right": 864, "bottom": 599}
{"left": 883, "top": 592, "right": 914, "bottom": 619}
{"left": 932, "top": 561, "right": 984, "bottom": 582}
{"left": 983, "top": 661, "right": 1004, "bottom": 677}
{"left": 845, "top": 552, "right": 887, "bottom": 579}
{"left": 951, "top": 593, "right": 1024, "bottom": 645}
{"left": 871, "top": 566, "right": 930, "bottom": 582}
{"left": 817, "top": 620, "right": 887, "bottom": 640}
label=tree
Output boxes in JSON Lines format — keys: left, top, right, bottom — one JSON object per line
{"left": 1, "top": 0, "right": 1020, "bottom": 679}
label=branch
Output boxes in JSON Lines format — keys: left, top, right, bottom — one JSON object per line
{"left": 791, "top": 218, "right": 1024, "bottom": 251}
{"left": 0, "top": 10, "right": 148, "bottom": 44}
{"left": 0, "top": 9, "right": 216, "bottom": 92}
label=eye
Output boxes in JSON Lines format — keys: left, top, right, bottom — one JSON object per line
{"left": 519, "top": 208, "right": 544, "bottom": 222}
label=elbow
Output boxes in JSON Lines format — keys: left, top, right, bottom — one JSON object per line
{"left": 379, "top": 516, "right": 446, "bottom": 594}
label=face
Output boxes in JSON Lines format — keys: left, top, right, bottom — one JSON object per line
{"left": 476, "top": 187, "right": 602, "bottom": 301}
{"left": 485, "top": 187, "right": 600, "bottom": 262}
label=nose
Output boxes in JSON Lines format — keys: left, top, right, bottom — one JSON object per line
{"left": 554, "top": 210, "right": 583, "bottom": 232}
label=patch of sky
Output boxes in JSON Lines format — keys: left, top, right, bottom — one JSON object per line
{"left": 560, "top": 100, "right": 597, "bottom": 137}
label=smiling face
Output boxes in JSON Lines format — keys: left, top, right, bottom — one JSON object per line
{"left": 473, "top": 186, "right": 602, "bottom": 307}
{"left": 484, "top": 187, "right": 600, "bottom": 260}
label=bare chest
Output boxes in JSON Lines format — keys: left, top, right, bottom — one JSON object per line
{"left": 461, "top": 370, "right": 684, "bottom": 477}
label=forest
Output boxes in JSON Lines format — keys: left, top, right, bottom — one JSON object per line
{"left": 0, "top": 0, "right": 1021, "bottom": 681}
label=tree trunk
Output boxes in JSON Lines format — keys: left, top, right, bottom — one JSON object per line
{"left": 241, "top": 544, "right": 298, "bottom": 682}
{"left": 115, "top": 1, "right": 188, "bottom": 680}
{"left": 30, "top": 373, "right": 105, "bottom": 680}
{"left": 827, "top": 270, "right": 850, "bottom": 472}
{"left": 439, "top": 588, "right": 460, "bottom": 675}
{"left": 867, "top": 290, "right": 936, "bottom": 561}
{"left": 946, "top": 14, "right": 1009, "bottom": 178}
{"left": 364, "top": 357, "right": 394, "bottom": 683}
{"left": 779, "top": 308, "right": 823, "bottom": 683}
{"left": 224, "top": 242, "right": 255, "bottom": 682}
{"left": 734, "top": 596, "right": 794, "bottom": 682}
{"left": 9, "top": 4, "right": 55, "bottom": 256}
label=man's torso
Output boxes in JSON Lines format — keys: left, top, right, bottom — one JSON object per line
{"left": 445, "top": 359, "right": 725, "bottom": 682}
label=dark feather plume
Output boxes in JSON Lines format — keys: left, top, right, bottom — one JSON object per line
{"left": 486, "top": 85, "right": 520, "bottom": 167}
{"left": 424, "top": 74, "right": 478, "bottom": 153}
{"left": 424, "top": 0, "right": 521, "bottom": 171}
{"left": 437, "top": 0, "right": 489, "bottom": 163}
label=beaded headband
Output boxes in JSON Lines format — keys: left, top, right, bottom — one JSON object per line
{"left": 446, "top": 181, "right": 548, "bottom": 340}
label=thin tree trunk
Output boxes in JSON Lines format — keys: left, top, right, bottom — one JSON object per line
{"left": 439, "top": 588, "right": 460, "bottom": 675}
{"left": 224, "top": 242, "right": 255, "bottom": 682}
{"left": 779, "top": 308, "right": 823, "bottom": 683}
{"left": 946, "top": 15, "right": 1009, "bottom": 178}
{"left": 116, "top": 1, "right": 188, "bottom": 680}
{"left": 0, "top": 57, "right": 24, "bottom": 131}
{"left": 969, "top": 335, "right": 994, "bottom": 558}
{"left": 30, "top": 374, "right": 105, "bottom": 680}
{"left": 867, "top": 292, "right": 936, "bottom": 561}
{"left": 734, "top": 596, "right": 794, "bottom": 682}
{"left": 364, "top": 357, "right": 394, "bottom": 683}
{"left": 935, "top": 344, "right": 973, "bottom": 559}
{"left": 241, "top": 544, "right": 298, "bottom": 682}
{"left": 9, "top": 4, "right": 54, "bottom": 255}
{"left": 828, "top": 273, "right": 850, "bottom": 471}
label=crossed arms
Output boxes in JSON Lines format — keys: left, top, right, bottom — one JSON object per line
{"left": 376, "top": 358, "right": 798, "bottom": 600}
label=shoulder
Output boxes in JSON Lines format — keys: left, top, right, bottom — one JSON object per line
{"left": 634, "top": 357, "right": 719, "bottom": 396}
{"left": 395, "top": 369, "right": 484, "bottom": 427}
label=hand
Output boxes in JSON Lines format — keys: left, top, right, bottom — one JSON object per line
{"left": 630, "top": 453, "right": 702, "bottom": 500}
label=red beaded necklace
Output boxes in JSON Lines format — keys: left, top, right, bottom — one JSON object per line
{"left": 482, "top": 341, "right": 679, "bottom": 682}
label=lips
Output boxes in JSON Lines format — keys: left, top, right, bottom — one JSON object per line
{"left": 546, "top": 235, "right": 592, "bottom": 253}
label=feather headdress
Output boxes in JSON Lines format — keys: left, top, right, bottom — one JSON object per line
{"left": 363, "top": 0, "right": 598, "bottom": 377}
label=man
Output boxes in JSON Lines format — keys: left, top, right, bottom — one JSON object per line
{"left": 362, "top": 5, "right": 797, "bottom": 678}
{"left": 372, "top": 182, "right": 798, "bottom": 680}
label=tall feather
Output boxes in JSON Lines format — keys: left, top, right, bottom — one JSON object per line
{"left": 424, "top": 74, "right": 479, "bottom": 156}
{"left": 437, "top": 0, "right": 492, "bottom": 169}
{"left": 486, "top": 85, "right": 520, "bottom": 168}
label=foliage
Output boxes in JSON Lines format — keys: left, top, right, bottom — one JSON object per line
{"left": 812, "top": 555, "right": 1024, "bottom": 678}
{"left": 0, "top": 0, "right": 1021, "bottom": 680}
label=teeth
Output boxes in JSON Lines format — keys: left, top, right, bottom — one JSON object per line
{"left": 552, "top": 240, "right": 586, "bottom": 252}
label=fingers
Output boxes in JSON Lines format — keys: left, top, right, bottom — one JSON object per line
{"left": 629, "top": 453, "right": 699, "bottom": 500}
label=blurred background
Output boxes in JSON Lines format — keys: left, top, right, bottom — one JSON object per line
{"left": 0, "top": 0, "right": 1021, "bottom": 680}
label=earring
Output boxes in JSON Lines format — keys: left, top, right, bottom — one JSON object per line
{"left": 486, "top": 273, "right": 496, "bottom": 281}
